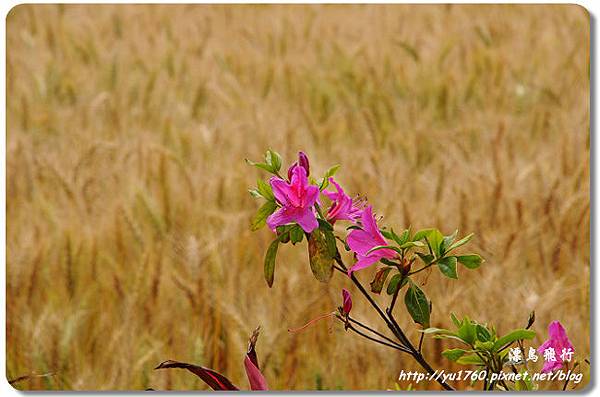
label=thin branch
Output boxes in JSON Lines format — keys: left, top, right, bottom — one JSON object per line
{"left": 348, "top": 317, "right": 403, "bottom": 348}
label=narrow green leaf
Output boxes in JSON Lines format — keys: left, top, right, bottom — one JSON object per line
{"left": 450, "top": 313, "right": 461, "bottom": 328}
{"left": 264, "top": 238, "right": 280, "bottom": 287}
{"left": 366, "top": 245, "right": 403, "bottom": 255}
{"left": 492, "top": 329, "right": 536, "bottom": 351}
{"left": 456, "top": 354, "right": 485, "bottom": 366}
{"left": 447, "top": 233, "right": 474, "bottom": 253}
{"left": 251, "top": 201, "right": 278, "bottom": 231}
{"left": 404, "top": 282, "right": 430, "bottom": 327}
{"left": 245, "top": 158, "right": 274, "bottom": 173}
{"left": 442, "top": 348, "right": 467, "bottom": 362}
{"left": 457, "top": 254, "right": 484, "bottom": 269}
{"left": 386, "top": 274, "right": 408, "bottom": 295}
{"left": 399, "top": 241, "right": 425, "bottom": 249}
{"left": 437, "top": 256, "right": 458, "bottom": 279}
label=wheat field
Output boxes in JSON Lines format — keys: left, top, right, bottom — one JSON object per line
{"left": 6, "top": 4, "right": 590, "bottom": 391}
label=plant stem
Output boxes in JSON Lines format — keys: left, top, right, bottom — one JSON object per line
{"left": 333, "top": 252, "right": 454, "bottom": 391}
{"left": 342, "top": 320, "right": 411, "bottom": 353}
{"left": 348, "top": 317, "right": 403, "bottom": 348}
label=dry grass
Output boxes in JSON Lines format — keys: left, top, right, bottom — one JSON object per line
{"left": 6, "top": 4, "right": 589, "bottom": 391}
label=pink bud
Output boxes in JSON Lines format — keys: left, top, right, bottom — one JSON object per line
{"left": 286, "top": 152, "right": 310, "bottom": 180}
{"left": 298, "top": 151, "right": 310, "bottom": 176}
{"left": 342, "top": 288, "right": 352, "bottom": 315}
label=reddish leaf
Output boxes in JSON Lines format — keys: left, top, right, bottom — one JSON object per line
{"left": 244, "top": 355, "right": 268, "bottom": 390}
{"left": 154, "top": 360, "right": 239, "bottom": 391}
{"left": 244, "top": 326, "right": 268, "bottom": 390}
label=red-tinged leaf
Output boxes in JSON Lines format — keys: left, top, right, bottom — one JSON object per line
{"left": 244, "top": 326, "right": 268, "bottom": 390}
{"left": 244, "top": 355, "right": 268, "bottom": 390}
{"left": 154, "top": 360, "right": 239, "bottom": 391}
{"left": 246, "top": 327, "right": 261, "bottom": 369}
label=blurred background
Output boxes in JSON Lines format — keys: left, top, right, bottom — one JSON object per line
{"left": 6, "top": 4, "right": 589, "bottom": 391}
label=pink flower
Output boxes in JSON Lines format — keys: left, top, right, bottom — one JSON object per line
{"left": 537, "top": 321, "right": 574, "bottom": 373}
{"left": 346, "top": 206, "right": 397, "bottom": 275}
{"left": 267, "top": 165, "right": 319, "bottom": 233}
{"left": 287, "top": 151, "right": 310, "bottom": 180}
{"left": 342, "top": 288, "right": 352, "bottom": 315}
{"left": 323, "top": 178, "right": 363, "bottom": 223}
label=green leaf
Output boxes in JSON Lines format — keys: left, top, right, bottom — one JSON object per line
{"left": 476, "top": 324, "right": 492, "bottom": 342}
{"left": 366, "top": 245, "right": 403, "bottom": 256}
{"left": 421, "top": 327, "right": 453, "bottom": 335}
{"left": 370, "top": 267, "right": 392, "bottom": 294}
{"left": 248, "top": 189, "right": 262, "bottom": 198}
{"left": 417, "top": 253, "right": 434, "bottom": 265}
{"left": 426, "top": 229, "right": 444, "bottom": 256}
{"left": 492, "top": 329, "right": 536, "bottom": 351}
{"left": 442, "top": 348, "right": 467, "bottom": 362}
{"left": 437, "top": 256, "right": 458, "bottom": 279}
{"left": 450, "top": 313, "right": 461, "bottom": 328}
{"left": 264, "top": 238, "right": 280, "bottom": 287}
{"left": 251, "top": 201, "right": 278, "bottom": 231}
{"left": 474, "top": 341, "right": 494, "bottom": 351}
{"left": 266, "top": 149, "right": 282, "bottom": 172}
{"left": 399, "top": 241, "right": 425, "bottom": 249}
{"left": 319, "top": 165, "right": 341, "bottom": 190}
{"left": 290, "top": 226, "right": 304, "bottom": 245}
{"left": 245, "top": 158, "right": 274, "bottom": 173}
{"left": 457, "top": 319, "right": 477, "bottom": 345}
{"left": 256, "top": 179, "right": 275, "bottom": 201}
{"left": 440, "top": 229, "right": 458, "bottom": 254}
{"left": 324, "top": 164, "right": 340, "bottom": 178}
{"left": 457, "top": 254, "right": 484, "bottom": 269}
{"left": 404, "top": 282, "right": 430, "bottom": 327}
{"left": 456, "top": 354, "right": 485, "bottom": 366}
{"left": 398, "top": 228, "right": 411, "bottom": 245}
{"left": 412, "top": 228, "right": 435, "bottom": 242}
{"left": 308, "top": 228, "right": 335, "bottom": 283}
{"left": 386, "top": 274, "right": 408, "bottom": 295}
{"left": 446, "top": 233, "right": 474, "bottom": 253}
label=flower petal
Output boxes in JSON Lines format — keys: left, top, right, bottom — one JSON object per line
{"left": 295, "top": 208, "right": 318, "bottom": 233}
{"left": 347, "top": 255, "right": 380, "bottom": 276}
{"left": 270, "top": 177, "right": 292, "bottom": 205}
{"left": 266, "top": 207, "right": 296, "bottom": 231}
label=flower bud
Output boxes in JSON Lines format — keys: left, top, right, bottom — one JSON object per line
{"left": 342, "top": 288, "right": 352, "bottom": 315}
{"left": 298, "top": 151, "right": 310, "bottom": 176}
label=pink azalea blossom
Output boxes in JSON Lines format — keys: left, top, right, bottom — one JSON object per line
{"left": 346, "top": 206, "right": 397, "bottom": 275}
{"left": 287, "top": 151, "right": 310, "bottom": 180}
{"left": 267, "top": 165, "right": 319, "bottom": 233}
{"left": 537, "top": 321, "right": 574, "bottom": 373}
{"left": 342, "top": 288, "right": 352, "bottom": 315}
{"left": 323, "top": 178, "right": 363, "bottom": 223}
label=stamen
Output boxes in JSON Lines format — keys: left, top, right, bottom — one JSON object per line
{"left": 288, "top": 312, "right": 335, "bottom": 334}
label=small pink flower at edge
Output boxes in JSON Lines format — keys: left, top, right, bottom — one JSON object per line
{"left": 342, "top": 288, "right": 352, "bottom": 315}
{"left": 267, "top": 165, "right": 319, "bottom": 233}
{"left": 537, "top": 321, "right": 574, "bottom": 373}
{"left": 323, "top": 178, "right": 363, "bottom": 223}
{"left": 346, "top": 206, "right": 397, "bottom": 276}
